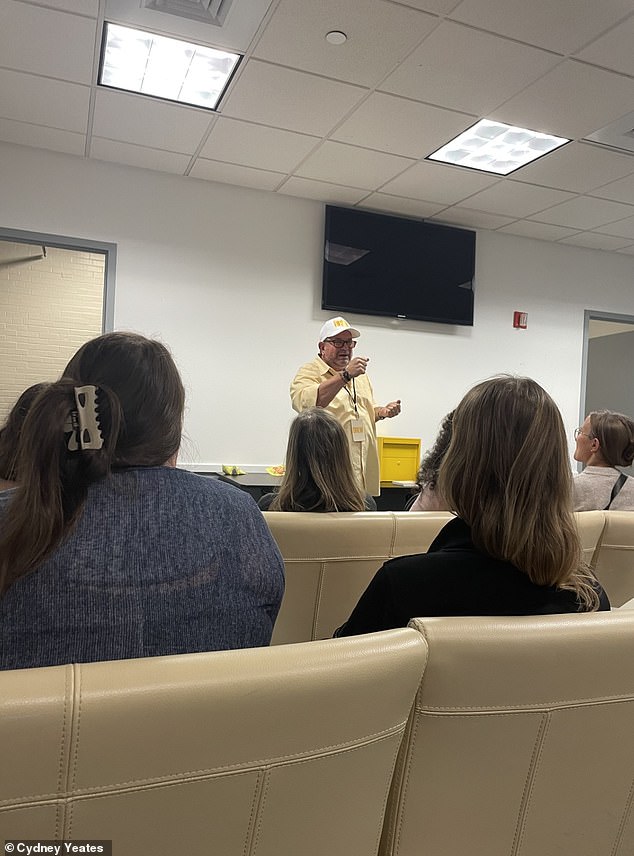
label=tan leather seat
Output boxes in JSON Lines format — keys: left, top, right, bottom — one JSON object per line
{"left": 264, "top": 511, "right": 454, "bottom": 644}
{"left": 0, "top": 629, "right": 426, "bottom": 856}
{"left": 573, "top": 509, "right": 608, "bottom": 567}
{"left": 589, "top": 510, "right": 634, "bottom": 606}
{"left": 380, "top": 612, "right": 634, "bottom": 856}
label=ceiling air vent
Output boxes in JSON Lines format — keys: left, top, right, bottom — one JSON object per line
{"left": 585, "top": 110, "right": 634, "bottom": 156}
{"left": 143, "top": 0, "right": 233, "bottom": 26}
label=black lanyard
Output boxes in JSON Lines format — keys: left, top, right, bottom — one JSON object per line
{"left": 343, "top": 376, "right": 358, "bottom": 415}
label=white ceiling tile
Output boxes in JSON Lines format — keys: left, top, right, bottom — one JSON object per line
{"left": 252, "top": 0, "right": 438, "bottom": 87}
{"left": 491, "top": 61, "right": 634, "bottom": 139}
{"left": 200, "top": 118, "right": 319, "bottom": 172}
{"left": 589, "top": 172, "right": 634, "bottom": 204}
{"left": 0, "top": 118, "right": 85, "bottom": 156}
{"left": 1, "top": 1, "right": 96, "bottom": 84}
{"left": 558, "top": 232, "right": 634, "bottom": 250}
{"left": 463, "top": 181, "right": 575, "bottom": 217}
{"left": 34, "top": 0, "right": 97, "bottom": 13}
{"left": 357, "top": 194, "right": 445, "bottom": 218}
{"left": 616, "top": 244, "right": 634, "bottom": 255}
{"left": 380, "top": 22, "right": 560, "bottom": 115}
{"left": 574, "top": 16, "right": 634, "bottom": 77}
{"left": 594, "top": 216, "right": 634, "bottom": 239}
{"left": 222, "top": 61, "right": 367, "bottom": 136}
{"left": 92, "top": 90, "right": 212, "bottom": 153}
{"left": 277, "top": 177, "right": 368, "bottom": 205}
{"left": 530, "top": 196, "right": 634, "bottom": 229}
{"left": 513, "top": 142, "right": 634, "bottom": 193}
{"left": 431, "top": 207, "right": 515, "bottom": 229}
{"left": 189, "top": 159, "right": 285, "bottom": 190}
{"left": 449, "top": 0, "right": 634, "bottom": 55}
{"left": 381, "top": 160, "right": 498, "bottom": 205}
{"left": 0, "top": 69, "right": 89, "bottom": 132}
{"left": 395, "top": 0, "right": 463, "bottom": 13}
{"left": 332, "top": 93, "right": 473, "bottom": 158}
{"left": 90, "top": 138, "right": 191, "bottom": 174}
{"left": 498, "top": 221, "right": 580, "bottom": 241}
{"left": 295, "top": 141, "right": 415, "bottom": 190}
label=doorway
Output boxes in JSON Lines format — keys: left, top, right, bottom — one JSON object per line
{"left": 0, "top": 227, "right": 115, "bottom": 422}
{"left": 581, "top": 309, "right": 634, "bottom": 474}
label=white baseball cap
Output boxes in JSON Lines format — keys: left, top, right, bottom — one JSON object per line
{"left": 319, "top": 316, "right": 361, "bottom": 341}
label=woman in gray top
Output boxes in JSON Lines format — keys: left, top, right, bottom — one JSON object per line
{"left": 572, "top": 410, "right": 634, "bottom": 511}
{"left": 0, "top": 332, "right": 284, "bottom": 670}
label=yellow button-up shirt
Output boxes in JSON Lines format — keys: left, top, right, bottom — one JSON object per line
{"left": 290, "top": 355, "right": 380, "bottom": 496}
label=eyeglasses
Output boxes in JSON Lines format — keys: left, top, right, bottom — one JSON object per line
{"left": 574, "top": 428, "right": 594, "bottom": 440}
{"left": 325, "top": 338, "right": 356, "bottom": 349}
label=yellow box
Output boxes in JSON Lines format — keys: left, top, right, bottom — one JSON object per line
{"left": 377, "top": 436, "right": 421, "bottom": 484}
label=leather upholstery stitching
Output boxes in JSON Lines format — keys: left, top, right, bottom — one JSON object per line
{"left": 612, "top": 771, "right": 634, "bottom": 856}
{"left": 55, "top": 665, "right": 71, "bottom": 840}
{"left": 394, "top": 711, "right": 420, "bottom": 856}
{"left": 415, "top": 695, "right": 634, "bottom": 712}
{"left": 511, "top": 711, "right": 550, "bottom": 856}
{"left": 0, "top": 724, "right": 406, "bottom": 804}
{"left": 242, "top": 770, "right": 265, "bottom": 856}
{"left": 250, "top": 768, "right": 270, "bottom": 856}
{"left": 312, "top": 560, "right": 326, "bottom": 640}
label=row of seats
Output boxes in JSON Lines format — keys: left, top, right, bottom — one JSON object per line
{"left": 2, "top": 609, "right": 633, "bottom": 855}
{"left": 265, "top": 509, "right": 634, "bottom": 644}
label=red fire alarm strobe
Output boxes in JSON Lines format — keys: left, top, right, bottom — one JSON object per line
{"left": 513, "top": 311, "right": 528, "bottom": 329}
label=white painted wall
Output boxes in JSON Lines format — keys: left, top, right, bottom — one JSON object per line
{"left": 2, "top": 141, "right": 634, "bottom": 469}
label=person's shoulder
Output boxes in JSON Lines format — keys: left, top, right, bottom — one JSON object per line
{"left": 292, "top": 356, "right": 328, "bottom": 378}
{"left": 257, "top": 492, "right": 277, "bottom": 511}
{"left": 133, "top": 468, "right": 257, "bottom": 507}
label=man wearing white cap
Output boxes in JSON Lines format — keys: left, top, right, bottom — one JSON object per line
{"left": 290, "top": 316, "right": 401, "bottom": 496}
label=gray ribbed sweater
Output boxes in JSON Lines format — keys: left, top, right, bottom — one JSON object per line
{"left": 0, "top": 468, "right": 285, "bottom": 670}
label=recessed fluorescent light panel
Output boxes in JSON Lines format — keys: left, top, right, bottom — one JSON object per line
{"left": 99, "top": 22, "right": 241, "bottom": 111}
{"left": 427, "top": 119, "right": 570, "bottom": 175}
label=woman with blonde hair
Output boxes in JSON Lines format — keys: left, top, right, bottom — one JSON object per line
{"left": 259, "top": 407, "right": 375, "bottom": 512}
{"left": 572, "top": 410, "right": 634, "bottom": 511}
{"left": 336, "top": 376, "right": 608, "bottom": 635}
{"left": 0, "top": 332, "right": 284, "bottom": 669}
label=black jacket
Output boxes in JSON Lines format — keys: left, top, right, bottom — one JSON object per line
{"left": 336, "top": 517, "right": 610, "bottom": 636}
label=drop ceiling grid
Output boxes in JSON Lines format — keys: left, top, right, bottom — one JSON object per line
{"left": 0, "top": 0, "right": 633, "bottom": 250}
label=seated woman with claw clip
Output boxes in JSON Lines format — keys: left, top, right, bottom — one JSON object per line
{"left": 0, "top": 332, "right": 285, "bottom": 670}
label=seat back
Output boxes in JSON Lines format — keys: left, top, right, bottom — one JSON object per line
{"left": 264, "top": 511, "right": 454, "bottom": 644}
{"left": 573, "top": 509, "right": 608, "bottom": 567}
{"left": 590, "top": 510, "right": 634, "bottom": 606}
{"left": 381, "top": 612, "right": 634, "bottom": 856}
{"left": 0, "top": 629, "right": 426, "bottom": 856}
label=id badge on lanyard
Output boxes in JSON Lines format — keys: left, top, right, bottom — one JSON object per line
{"left": 351, "top": 418, "right": 364, "bottom": 443}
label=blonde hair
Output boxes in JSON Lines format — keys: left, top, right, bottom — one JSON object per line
{"left": 439, "top": 375, "right": 599, "bottom": 610}
{"left": 271, "top": 408, "right": 365, "bottom": 512}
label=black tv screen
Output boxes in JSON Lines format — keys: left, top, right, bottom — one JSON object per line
{"left": 322, "top": 206, "right": 475, "bottom": 326}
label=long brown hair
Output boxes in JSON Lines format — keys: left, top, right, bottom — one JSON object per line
{"left": 588, "top": 410, "right": 634, "bottom": 468}
{"left": 270, "top": 408, "right": 365, "bottom": 512}
{"left": 0, "top": 382, "right": 50, "bottom": 482}
{"left": 0, "top": 332, "right": 185, "bottom": 594}
{"left": 438, "top": 375, "right": 599, "bottom": 610}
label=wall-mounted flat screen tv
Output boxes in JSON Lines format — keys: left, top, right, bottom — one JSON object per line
{"left": 322, "top": 205, "right": 476, "bottom": 326}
